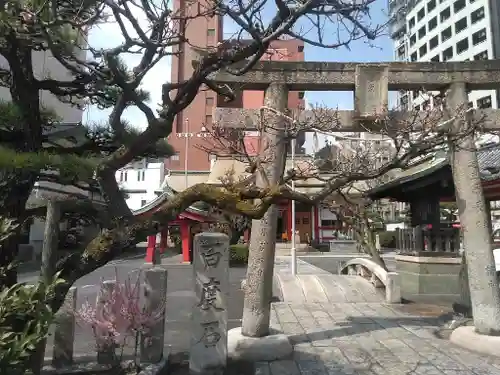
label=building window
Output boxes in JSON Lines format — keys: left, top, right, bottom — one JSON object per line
{"left": 477, "top": 95, "right": 492, "bottom": 109}
{"left": 441, "top": 26, "right": 452, "bottom": 42}
{"left": 419, "top": 44, "right": 427, "bottom": 57}
{"left": 474, "top": 50, "right": 488, "bottom": 60}
{"left": 471, "top": 7, "right": 485, "bottom": 24}
{"left": 298, "top": 91, "right": 305, "bottom": 99}
{"left": 430, "top": 55, "right": 440, "bottom": 62}
{"left": 410, "top": 52, "right": 418, "bottom": 62}
{"left": 141, "top": 199, "right": 147, "bottom": 207}
{"left": 410, "top": 34, "right": 416, "bottom": 46}
{"left": 472, "top": 28, "right": 487, "bottom": 46}
{"left": 442, "top": 47, "right": 453, "bottom": 61}
{"left": 206, "top": 96, "right": 214, "bottom": 106}
{"left": 409, "top": 17, "right": 415, "bottom": 29}
{"left": 453, "top": 0, "right": 465, "bottom": 13}
{"left": 207, "top": 28, "right": 216, "bottom": 36}
{"left": 429, "top": 36, "right": 439, "bottom": 50}
{"left": 454, "top": 17, "right": 467, "bottom": 34}
{"left": 205, "top": 114, "right": 213, "bottom": 126}
{"left": 400, "top": 95, "right": 409, "bottom": 109}
{"left": 427, "top": 0, "right": 436, "bottom": 12}
{"left": 417, "top": 8, "right": 425, "bottom": 21}
{"left": 468, "top": 101, "right": 474, "bottom": 108}
{"left": 298, "top": 45, "right": 304, "bottom": 52}
{"left": 397, "top": 45, "right": 406, "bottom": 59}
{"left": 119, "top": 171, "right": 128, "bottom": 182}
{"left": 440, "top": 7, "right": 450, "bottom": 22}
{"left": 170, "top": 153, "right": 180, "bottom": 161}
{"left": 456, "top": 37, "right": 469, "bottom": 54}
{"left": 418, "top": 26, "right": 426, "bottom": 38}
{"left": 137, "top": 170, "right": 145, "bottom": 181}
{"left": 428, "top": 16, "right": 437, "bottom": 31}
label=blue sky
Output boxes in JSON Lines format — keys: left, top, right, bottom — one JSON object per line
{"left": 84, "top": 1, "right": 393, "bottom": 134}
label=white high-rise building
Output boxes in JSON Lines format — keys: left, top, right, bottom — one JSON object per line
{"left": 389, "top": 0, "right": 500, "bottom": 113}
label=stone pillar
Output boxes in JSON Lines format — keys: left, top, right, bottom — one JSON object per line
{"left": 31, "top": 200, "right": 61, "bottom": 374}
{"left": 52, "top": 287, "right": 77, "bottom": 367}
{"left": 41, "top": 200, "right": 60, "bottom": 284}
{"left": 96, "top": 280, "right": 117, "bottom": 364}
{"left": 140, "top": 268, "right": 168, "bottom": 363}
{"left": 241, "top": 82, "right": 289, "bottom": 338}
{"left": 448, "top": 81, "right": 500, "bottom": 335}
{"left": 190, "top": 233, "right": 229, "bottom": 375}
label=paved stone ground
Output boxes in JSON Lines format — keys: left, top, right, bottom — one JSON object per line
{"left": 261, "top": 301, "right": 500, "bottom": 375}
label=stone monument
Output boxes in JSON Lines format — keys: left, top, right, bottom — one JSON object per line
{"left": 52, "top": 287, "right": 77, "bottom": 367}
{"left": 140, "top": 267, "right": 168, "bottom": 363}
{"left": 189, "top": 232, "right": 229, "bottom": 375}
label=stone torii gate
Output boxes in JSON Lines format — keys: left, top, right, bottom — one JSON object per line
{"left": 211, "top": 60, "right": 500, "bottom": 335}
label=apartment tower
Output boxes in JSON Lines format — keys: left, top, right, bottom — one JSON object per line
{"left": 389, "top": 0, "right": 500, "bottom": 110}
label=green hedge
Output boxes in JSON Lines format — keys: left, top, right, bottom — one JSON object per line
{"left": 230, "top": 244, "right": 249, "bottom": 266}
{"left": 378, "top": 231, "right": 396, "bottom": 248}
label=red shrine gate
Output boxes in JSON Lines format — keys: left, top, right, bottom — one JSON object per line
{"left": 133, "top": 194, "right": 211, "bottom": 263}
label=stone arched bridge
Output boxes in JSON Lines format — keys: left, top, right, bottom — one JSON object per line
{"left": 273, "top": 257, "right": 386, "bottom": 303}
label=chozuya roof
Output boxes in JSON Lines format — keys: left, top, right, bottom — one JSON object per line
{"left": 368, "top": 142, "right": 500, "bottom": 198}
{"left": 131, "top": 180, "right": 209, "bottom": 217}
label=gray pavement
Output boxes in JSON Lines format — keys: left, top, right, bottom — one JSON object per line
{"left": 263, "top": 301, "right": 500, "bottom": 375}
{"left": 25, "top": 250, "right": 500, "bottom": 373}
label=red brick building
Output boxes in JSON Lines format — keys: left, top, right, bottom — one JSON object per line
{"left": 144, "top": 3, "right": 306, "bottom": 263}
{"left": 165, "top": 2, "right": 305, "bottom": 174}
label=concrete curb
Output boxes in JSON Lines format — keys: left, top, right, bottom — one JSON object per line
{"left": 450, "top": 325, "right": 500, "bottom": 357}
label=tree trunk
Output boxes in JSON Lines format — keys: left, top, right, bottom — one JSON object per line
{"left": 241, "top": 83, "right": 288, "bottom": 338}
{"left": 448, "top": 82, "right": 500, "bottom": 335}
{"left": 360, "top": 221, "right": 388, "bottom": 271}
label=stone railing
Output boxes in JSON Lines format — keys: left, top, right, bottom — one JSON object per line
{"left": 396, "top": 227, "right": 460, "bottom": 253}
{"left": 339, "top": 258, "right": 401, "bottom": 304}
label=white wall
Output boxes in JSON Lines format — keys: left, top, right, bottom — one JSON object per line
{"left": 0, "top": 50, "right": 84, "bottom": 123}
{"left": 116, "top": 161, "right": 165, "bottom": 211}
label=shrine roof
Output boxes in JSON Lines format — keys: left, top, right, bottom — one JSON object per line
{"left": 132, "top": 183, "right": 210, "bottom": 218}
{"left": 368, "top": 143, "right": 500, "bottom": 199}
